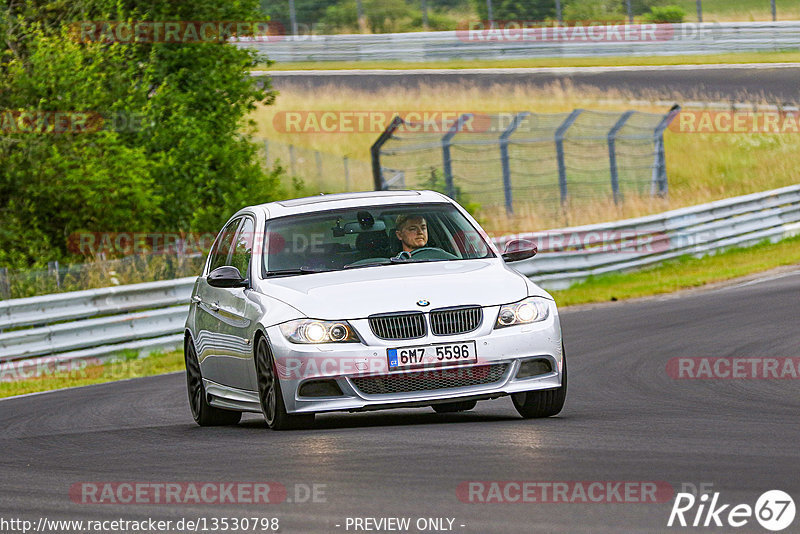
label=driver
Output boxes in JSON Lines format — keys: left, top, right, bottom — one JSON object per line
{"left": 394, "top": 214, "right": 428, "bottom": 252}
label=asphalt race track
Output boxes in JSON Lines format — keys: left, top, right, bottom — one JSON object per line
{"left": 267, "top": 64, "right": 800, "bottom": 103}
{"left": 1, "top": 269, "right": 799, "bottom": 533}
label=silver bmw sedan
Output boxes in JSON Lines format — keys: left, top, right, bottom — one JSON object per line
{"left": 184, "top": 190, "right": 566, "bottom": 430}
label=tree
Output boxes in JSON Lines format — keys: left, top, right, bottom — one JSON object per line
{"left": 1, "top": 0, "right": 289, "bottom": 267}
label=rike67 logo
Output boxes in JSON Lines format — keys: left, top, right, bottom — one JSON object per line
{"left": 668, "top": 487, "right": 795, "bottom": 531}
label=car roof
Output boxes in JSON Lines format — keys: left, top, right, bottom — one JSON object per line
{"left": 252, "top": 190, "right": 454, "bottom": 219}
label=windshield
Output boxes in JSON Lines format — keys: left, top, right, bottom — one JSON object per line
{"left": 261, "top": 203, "right": 494, "bottom": 276}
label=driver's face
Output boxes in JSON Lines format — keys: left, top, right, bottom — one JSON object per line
{"left": 396, "top": 218, "right": 428, "bottom": 252}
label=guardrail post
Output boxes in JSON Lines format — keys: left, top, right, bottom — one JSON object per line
{"left": 608, "top": 110, "right": 635, "bottom": 204}
{"left": 651, "top": 104, "right": 681, "bottom": 197}
{"left": 0, "top": 267, "right": 9, "bottom": 300}
{"left": 371, "top": 115, "right": 404, "bottom": 190}
{"left": 499, "top": 112, "right": 531, "bottom": 215}
{"left": 555, "top": 109, "right": 583, "bottom": 205}
{"left": 441, "top": 113, "right": 473, "bottom": 200}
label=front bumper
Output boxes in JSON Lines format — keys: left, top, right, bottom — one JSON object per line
{"left": 265, "top": 303, "right": 564, "bottom": 414}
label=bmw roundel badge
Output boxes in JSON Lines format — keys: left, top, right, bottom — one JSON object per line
{"left": 417, "top": 299, "right": 430, "bottom": 307}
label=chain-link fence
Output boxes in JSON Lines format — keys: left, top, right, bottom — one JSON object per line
{"left": 262, "top": 139, "right": 373, "bottom": 193}
{"left": 372, "top": 107, "right": 679, "bottom": 216}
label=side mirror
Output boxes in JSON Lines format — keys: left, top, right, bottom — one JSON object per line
{"left": 501, "top": 239, "right": 537, "bottom": 262}
{"left": 207, "top": 266, "right": 249, "bottom": 288}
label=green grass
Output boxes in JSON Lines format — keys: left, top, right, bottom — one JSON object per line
{"left": 3, "top": 234, "right": 799, "bottom": 399}
{"left": 261, "top": 50, "right": 800, "bottom": 71}
{"left": 551, "top": 234, "right": 800, "bottom": 306}
{"left": 0, "top": 350, "right": 185, "bottom": 399}
{"left": 672, "top": 0, "right": 800, "bottom": 21}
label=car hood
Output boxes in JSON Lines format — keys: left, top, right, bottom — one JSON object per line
{"left": 259, "top": 259, "right": 531, "bottom": 320}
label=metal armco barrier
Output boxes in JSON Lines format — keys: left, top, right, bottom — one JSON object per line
{"left": 1, "top": 185, "right": 799, "bottom": 374}
{"left": 494, "top": 185, "right": 800, "bottom": 289}
{"left": 236, "top": 22, "right": 800, "bottom": 62}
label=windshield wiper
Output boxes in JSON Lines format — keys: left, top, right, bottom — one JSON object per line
{"left": 266, "top": 266, "right": 332, "bottom": 277}
{"left": 343, "top": 259, "right": 393, "bottom": 269}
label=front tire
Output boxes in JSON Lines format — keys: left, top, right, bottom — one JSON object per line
{"left": 512, "top": 353, "right": 567, "bottom": 419}
{"left": 185, "top": 340, "right": 242, "bottom": 426}
{"left": 255, "top": 336, "right": 315, "bottom": 430}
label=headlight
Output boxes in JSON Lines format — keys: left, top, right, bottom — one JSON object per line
{"left": 495, "top": 297, "right": 550, "bottom": 328}
{"left": 279, "top": 319, "right": 360, "bottom": 344}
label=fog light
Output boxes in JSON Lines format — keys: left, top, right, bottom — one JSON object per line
{"left": 516, "top": 359, "right": 553, "bottom": 378}
{"left": 298, "top": 379, "right": 343, "bottom": 398}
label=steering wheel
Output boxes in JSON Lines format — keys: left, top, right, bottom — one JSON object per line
{"left": 408, "top": 247, "right": 442, "bottom": 257}
{"left": 396, "top": 247, "right": 456, "bottom": 261}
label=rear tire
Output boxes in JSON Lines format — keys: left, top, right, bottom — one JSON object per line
{"left": 255, "top": 336, "right": 315, "bottom": 430}
{"left": 432, "top": 400, "right": 477, "bottom": 413}
{"left": 512, "top": 353, "right": 567, "bottom": 419}
{"left": 185, "top": 340, "right": 242, "bottom": 426}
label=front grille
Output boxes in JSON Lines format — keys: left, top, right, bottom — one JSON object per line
{"left": 351, "top": 364, "right": 508, "bottom": 395}
{"left": 369, "top": 312, "right": 426, "bottom": 340}
{"left": 430, "top": 306, "right": 483, "bottom": 336}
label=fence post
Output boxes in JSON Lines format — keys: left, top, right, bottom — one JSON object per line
{"left": 696, "top": 0, "right": 702, "bottom": 22}
{"left": 651, "top": 104, "right": 681, "bottom": 197}
{"left": 344, "top": 156, "right": 350, "bottom": 190}
{"left": 0, "top": 267, "right": 9, "bottom": 300}
{"left": 371, "top": 115, "right": 404, "bottom": 190}
{"left": 441, "top": 113, "right": 473, "bottom": 200}
{"left": 608, "top": 110, "right": 635, "bottom": 204}
{"left": 771, "top": 0, "right": 776, "bottom": 21}
{"left": 48, "top": 260, "right": 61, "bottom": 290}
{"left": 556, "top": 0, "right": 562, "bottom": 24}
{"left": 555, "top": 109, "right": 583, "bottom": 205}
{"left": 289, "top": 144, "right": 296, "bottom": 177}
{"left": 626, "top": 0, "right": 633, "bottom": 23}
{"left": 499, "top": 112, "right": 531, "bottom": 215}
{"left": 289, "top": 0, "right": 298, "bottom": 35}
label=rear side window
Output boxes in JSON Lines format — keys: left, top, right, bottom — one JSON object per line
{"left": 207, "top": 218, "right": 241, "bottom": 274}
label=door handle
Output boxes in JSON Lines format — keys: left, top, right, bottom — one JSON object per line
{"left": 208, "top": 301, "right": 220, "bottom": 312}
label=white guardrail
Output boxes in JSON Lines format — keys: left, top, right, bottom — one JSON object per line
{"left": 1, "top": 184, "right": 799, "bottom": 374}
{"left": 236, "top": 22, "right": 800, "bottom": 62}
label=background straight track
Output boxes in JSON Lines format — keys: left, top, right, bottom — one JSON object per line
{"left": 269, "top": 65, "right": 800, "bottom": 103}
{"left": 1, "top": 271, "right": 799, "bottom": 533}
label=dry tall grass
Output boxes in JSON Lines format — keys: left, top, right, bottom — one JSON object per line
{"left": 251, "top": 81, "right": 800, "bottom": 235}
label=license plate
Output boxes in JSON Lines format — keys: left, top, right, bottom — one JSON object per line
{"left": 387, "top": 341, "right": 477, "bottom": 370}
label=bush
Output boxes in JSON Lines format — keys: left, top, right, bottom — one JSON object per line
{"left": 563, "top": 0, "right": 625, "bottom": 22}
{"left": 472, "top": 0, "right": 556, "bottom": 21}
{"left": 643, "top": 5, "right": 686, "bottom": 23}
{"left": 1, "top": 1, "right": 289, "bottom": 268}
